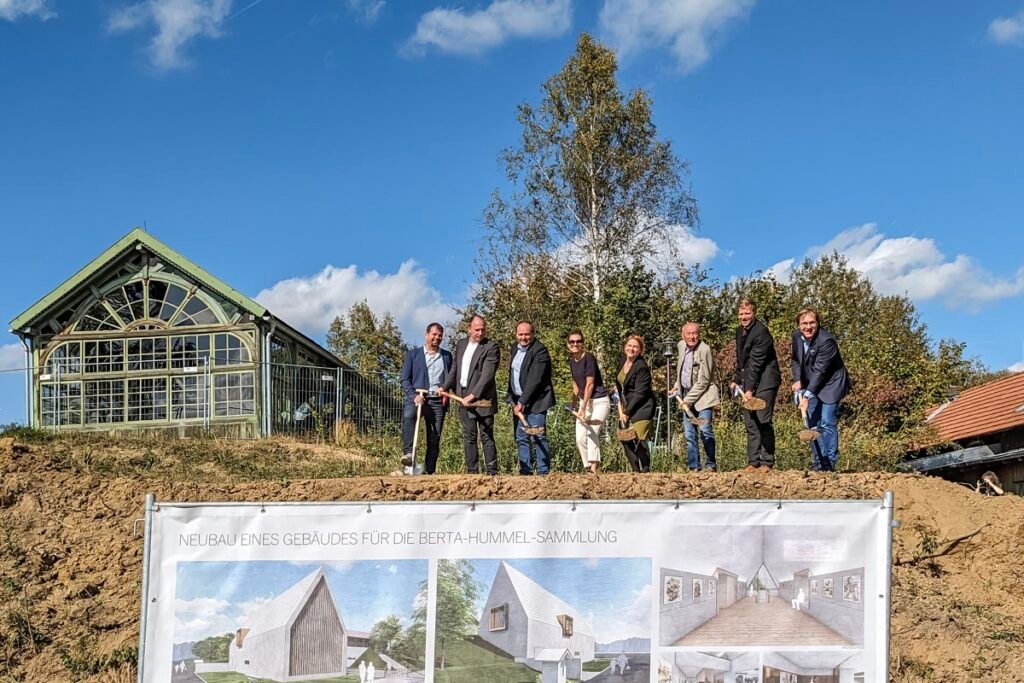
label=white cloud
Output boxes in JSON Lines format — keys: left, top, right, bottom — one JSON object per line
{"left": 173, "top": 596, "right": 242, "bottom": 642}
{"left": 763, "top": 257, "right": 795, "bottom": 283}
{"left": 0, "top": 343, "right": 24, "bottom": 372}
{"left": 347, "top": 0, "right": 384, "bottom": 24}
{"left": 599, "top": 0, "right": 755, "bottom": 72}
{"left": 663, "top": 223, "right": 720, "bottom": 266}
{"left": 988, "top": 11, "right": 1024, "bottom": 45}
{"left": 770, "top": 223, "right": 1024, "bottom": 309}
{"left": 255, "top": 260, "right": 455, "bottom": 343}
{"left": 555, "top": 218, "right": 720, "bottom": 274}
{"left": 1008, "top": 361, "right": 1024, "bottom": 373}
{"left": 404, "top": 0, "right": 572, "bottom": 57}
{"left": 107, "top": 0, "right": 233, "bottom": 71}
{"left": 0, "top": 0, "right": 55, "bottom": 21}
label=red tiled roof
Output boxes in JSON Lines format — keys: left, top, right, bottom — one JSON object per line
{"left": 926, "top": 371, "right": 1024, "bottom": 444}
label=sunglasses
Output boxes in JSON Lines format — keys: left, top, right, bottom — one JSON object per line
{"left": 567, "top": 339, "right": 584, "bottom": 345}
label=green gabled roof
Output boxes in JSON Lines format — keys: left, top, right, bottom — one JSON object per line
{"left": 10, "top": 227, "right": 268, "bottom": 332}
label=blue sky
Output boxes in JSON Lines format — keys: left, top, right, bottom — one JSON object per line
{"left": 173, "top": 559, "right": 427, "bottom": 643}
{"left": 469, "top": 557, "right": 652, "bottom": 642}
{"left": 1, "top": 1, "right": 1023, "bottom": 422}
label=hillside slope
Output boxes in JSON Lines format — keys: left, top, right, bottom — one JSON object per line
{"left": 0, "top": 435, "right": 1022, "bottom": 682}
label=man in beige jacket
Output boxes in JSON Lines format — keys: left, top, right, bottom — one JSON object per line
{"left": 672, "top": 322, "right": 721, "bottom": 470}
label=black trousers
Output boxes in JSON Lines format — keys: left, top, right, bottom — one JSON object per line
{"left": 400, "top": 398, "right": 446, "bottom": 474}
{"left": 457, "top": 408, "right": 498, "bottom": 475}
{"left": 622, "top": 439, "right": 651, "bottom": 473}
{"left": 742, "top": 388, "right": 777, "bottom": 467}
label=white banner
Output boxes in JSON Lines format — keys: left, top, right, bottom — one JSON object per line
{"left": 139, "top": 498, "right": 893, "bottom": 683}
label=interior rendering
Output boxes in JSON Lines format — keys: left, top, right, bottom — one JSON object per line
{"left": 659, "top": 525, "right": 867, "bottom": 647}
{"left": 762, "top": 650, "right": 866, "bottom": 683}
{"left": 658, "top": 651, "right": 760, "bottom": 683}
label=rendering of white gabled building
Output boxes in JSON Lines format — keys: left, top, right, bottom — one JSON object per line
{"left": 228, "top": 567, "right": 347, "bottom": 682}
{"left": 477, "top": 561, "right": 595, "bottom": 670}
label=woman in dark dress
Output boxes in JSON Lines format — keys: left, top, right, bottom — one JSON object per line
{"left": 615, "top": 335, "right": 656, "bottom": 472}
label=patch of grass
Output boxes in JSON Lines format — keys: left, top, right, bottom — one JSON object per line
{"left": 0, "top": 423, "right": 54, "bottom": 443}
{"left": 59, "top": 642, "right": 136, "bottom": 678}
{"left": 433, "top": 637, "right": 538, "bottom": 683}
{"left": 583, "top": 658, "right": 610, "bottom": 672}
{"left": 988, "top": 628, "right": 1024, "bottom": 643}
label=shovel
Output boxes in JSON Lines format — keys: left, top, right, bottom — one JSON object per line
{"left": 516, "top": 411, "right": 545, "bottom": 436}
{"left": 675, "top": 396, "right": 708, "bottom": 427}
{"left": 564, "top": 404, "right": 604, "bottom": 426}
{"left": 401, "top": 389, "right": 429, "bottom": 469}
{"left": 732, "top": 386, "right": 767, "bottom": 411}
{"left": 448, "top": 394, "right": 493, "bottom": 410}
{"left": 798, "top": 401, "right": 821, "bottom": 443}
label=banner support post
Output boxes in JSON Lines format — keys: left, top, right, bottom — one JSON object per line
{"left": 882, "top": 490, "right": 895, "bottom": 682}
{"left": 136, "top": 493, "right": 156, "bottom": 683}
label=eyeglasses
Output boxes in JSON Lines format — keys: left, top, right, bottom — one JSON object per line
{"left": 567, "top": 339, "right": 583, "bottom": 345}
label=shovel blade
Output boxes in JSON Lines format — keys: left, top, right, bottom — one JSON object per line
{"left": 741, "top": 397, "right": 767, "bottom": 411}
{"left": 798, "top": 429, "right": 820, "bottom": 442}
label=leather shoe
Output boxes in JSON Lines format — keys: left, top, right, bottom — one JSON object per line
{"left": 400, "top": 453, "right": 413, "bottom": 467}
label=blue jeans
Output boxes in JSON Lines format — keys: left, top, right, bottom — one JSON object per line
{"left": 514, "top": 411, "right": 550, "bottom": 475}
{"left": 806, "top": 396, "right": 839, "bottom": 471}
{"left": 682, "top": 408, "right": 716, "bottom": 470}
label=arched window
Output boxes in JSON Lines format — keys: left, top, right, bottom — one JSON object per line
{"left": 70, "top": 276, "right": 226, "bottom": 333}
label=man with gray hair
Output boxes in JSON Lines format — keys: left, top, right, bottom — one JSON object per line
{"left": 672, "top": 322, "right": 720, "bottom": 471}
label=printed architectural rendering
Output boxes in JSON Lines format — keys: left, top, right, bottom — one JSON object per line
{"left": 660, "top": 526, "right": 867, "bottom": 647}
{"left": 228, "top": 567, "right": 346, "bottom": 681}
{"left": 762, "top": 651, "right": 866, "bottom": 683}
{"left": 478, "top": 561, "right": 597, "bottom": 673}
{"left": 172, "top": 561, "right": 426, "bottom": 682}
{"left": 657, "top": 651, "right": 760, "bottom": 683}
{"left": 437, "top": 558, "right": 651, "bottom": 683}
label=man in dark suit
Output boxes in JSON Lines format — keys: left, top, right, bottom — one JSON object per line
{"left": 399, "top": 322, "right": 453, "bottom": 474}
{"left": 506, "top": 320, "right": 556, "bottom": 475}
{"left": 730, "top": 298, "right": 781, "bottom": 471}
{"left": 791, "top": 307, "right": 851, "bottom": 471}
{"left": 442, "top": 314, "right": 500, "bottom": 474}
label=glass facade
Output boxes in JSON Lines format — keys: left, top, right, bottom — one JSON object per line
{"left": 37, "top": 274, "right": 257, "bottom": 428}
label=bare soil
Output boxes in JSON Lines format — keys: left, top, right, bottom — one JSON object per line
{"left": 1, "top": 436, "right": 1022, "bottom": 682}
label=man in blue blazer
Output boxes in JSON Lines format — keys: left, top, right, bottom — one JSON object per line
{"left": 506, "top": 320, "right": 556, "bottom": 474}
{"left": 791, "top": 308, "right": 851, "bottom": 471}
{"left": 399, "top": 322, "right": 453, "bottom": 474}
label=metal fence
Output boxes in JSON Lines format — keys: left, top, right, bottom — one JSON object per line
{"left": 0, "top": 360, "right": 403, "bottom": 442}
{"left": 269, "top": 362, "right": 403, "bottom": 440}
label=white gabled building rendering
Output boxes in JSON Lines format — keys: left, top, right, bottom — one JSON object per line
{"left": 477, "top": 561, "right": 595, "bottom": 672}
{"left": 228, "top": 567, "right": 347, "bottom": 682}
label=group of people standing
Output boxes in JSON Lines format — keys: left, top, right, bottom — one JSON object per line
{"left": 398, "top": 297, "right": 849, "bottom": 476}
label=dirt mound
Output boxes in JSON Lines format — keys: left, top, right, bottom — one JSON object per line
{"left": 1, "top": 438, "right": 1022, "bottom": 682}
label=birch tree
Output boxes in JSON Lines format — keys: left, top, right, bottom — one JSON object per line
{"left": 481, "top": 33, "right": 698, "bottom": 330}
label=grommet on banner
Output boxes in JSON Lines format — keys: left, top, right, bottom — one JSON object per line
{"left": 674, "top": 500, "right": 680, "bottom": 510}
{"left": 571, "top": 501, "right": 577, "bottom": 512}
{"left": 366, "top": 502, "right": 372, "bottom": 514}
{"left": 260, "top": 503, "right": 266, "bottom": 514}
{"left": 470, "top": 502, "right": 476, "bottom": 512}
{"left": 776, "top": 501, "right": 783, "bottom": 510}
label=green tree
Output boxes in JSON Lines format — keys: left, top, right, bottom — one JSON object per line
{"left": 428, "top": 559, "right": 481, "bottom": 670}
{"left": 480, "top": 33, "right": 699, "bottom": 359}
{"left": 326, "top": 300, "right": 408, "bottom": 375}
{"left": 192, "top": 633, "right": 233, "bottom": 663}
{"left": 371, "top": 614, "right": 403, "bottom": 655}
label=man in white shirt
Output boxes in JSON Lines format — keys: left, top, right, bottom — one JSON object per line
{"left": 442, "top": 315, "right": 500, "bottom": 474}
